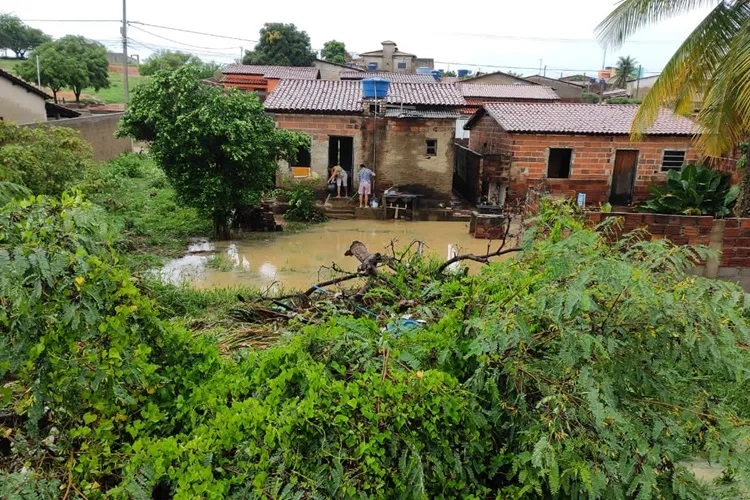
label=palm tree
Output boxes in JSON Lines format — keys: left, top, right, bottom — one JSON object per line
{"left": 597, "top": 0, "right": 750, "bottom": 158}
{"left": 613, "top": 55, "right": 638, "bottom": 88}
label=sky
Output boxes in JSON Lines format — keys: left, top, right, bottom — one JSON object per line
{"left": 9, "top": 0, "right": 712, "bottom": 78}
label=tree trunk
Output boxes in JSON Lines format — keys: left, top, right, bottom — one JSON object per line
{"left": 213, "top": 212, "right": 231, "bottom": 240}
{"left": 345, "top": 241, "right": 381, "bottom": 275}
{"left": 74, "top": 87, "right": 82, "bottom": 103}
{"left": 52, "top": 89, "right": 58, "bottom": 104}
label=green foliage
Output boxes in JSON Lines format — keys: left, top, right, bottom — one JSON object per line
{"left": 118, "top": 66, "right": 308, "bottom": 238}
{"left": 80, "top": 153, "right": 210, "bottom": 270}
{"left": 243, "top": 22, "right": 317, "bottom": 67}
{"left": 0, "top": 120, "right": 93, "bottom": 195}
{"left": 581, "top": 90, "right": 601, "bottom": 103}
{"left": 442, "top": 70, "right": 457, "bottom": 77}
{"left": 18, "top": 35, "right": 109, "bottom": 102}
{"left": 640, "top": 163, "right": 739, "bottom": 217}
{"left": 613, "top": 55, "right": 638, "bottom": 88}
{"left": 0, "top": 13, "right": 50, "bottom": 58}
{"left": 0, "top": 181, "right": 30, "bottom": 205}
{"left": 0, "top": 471, "right": 60, "bottom": 499}
{"left": 320, "top": 40, "right": 349, "bottom": 65}
{"left": 607, "top": 96, "right": 642, "bottom": 104}
{"left": 279, "top": 180, "right": 327, "bottom": 222}
{"left": 735, "top": 142, "right": 750, "bottom": 217}
{"left": 139, "top": 49, "right": 220, "bottom": 79}
{"left": 2, "top": 196, "right": 749, "bottom": 497}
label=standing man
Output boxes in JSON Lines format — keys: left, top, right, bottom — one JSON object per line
{"left": 357, "top": 163, "right": 375, "bottom": 208}
{"left": 327, "top": 164, "right": 348, "bottom": 198}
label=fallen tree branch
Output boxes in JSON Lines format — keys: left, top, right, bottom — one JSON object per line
{"left": 437, "top": 247, "right": 522, "bottom": 273}
{"left": 303, "top": 272, "right": 368, "bottom": 296}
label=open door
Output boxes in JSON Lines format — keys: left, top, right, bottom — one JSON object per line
{"left": 328, "top": 136, "right": 354, "bottom": 178}
{"left": 609, "top": 149, "right": 639, "bottom": 205}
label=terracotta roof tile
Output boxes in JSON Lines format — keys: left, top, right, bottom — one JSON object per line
{"left": 458, "top": 83, "right": 559, "bottom": 100}
{"left": 264, "top": 80, "right": 466, "bottom": 113}
{"left": 221, "top": 64, "right": 319, "bottom": 80}
{"left": 340, "top": 71, "right": 437, "bottom": 83}
{"left": 479, "top": 102, "right": 696, "bottom": 135}
{"left": 264, "top": 80, "right": 362, "bottom": 113}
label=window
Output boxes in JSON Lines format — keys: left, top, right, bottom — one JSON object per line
{"left": 661, "top": 150, "right": 686, "bottom": 171}
{"left": 294, "top": 145, "right": 311, "bottom": 167}
{"left": 547, "top": 148, "right": 572, "bottom": 178}
{"left": 397, "top": 62, "right": 407, "bottom": 69}
{"left": 426, "top": 139, "right": 437, "bottom": 156}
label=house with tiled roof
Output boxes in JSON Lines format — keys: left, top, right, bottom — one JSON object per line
{"left": 459, "top": 71, "right": 531, "bottom": 86}
{"left": 219, "top": 64, "right": 320, "bottom": 100}
{"left": 458, "top": 83, "right": 560, "bottom": 114}
{"left": 462, "top": 102, "right": 698, "bottom": 207}
{"left": 265, "top": 79, "right": 465, "bottom": 206}
{"left": 523, "top": 75, "right": 585, "bottom": 101}
{"left": 339, "top": 71, "right": 437, "bottom": 84}
{"left": 0, "top": 69, "right": 51, "bottom": 124}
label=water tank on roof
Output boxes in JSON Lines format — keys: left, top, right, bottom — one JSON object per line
{"left": 362, "top": 78, "right": 390, "bottom": 99}
{"left": 431, "top": 70, "right": 441, "bottom": 80}
{"left": 457, "top": 69, "right": 470, "bottom": 78}
{"left": 367, "top": 62, "right": 378, "bottom": 71}
{"left": 415, "top": 67, "right": 433, "bottom": 75}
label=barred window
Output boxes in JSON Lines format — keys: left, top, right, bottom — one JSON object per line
{"left": 661, "top": 150, "right": 686, "bottom": 171}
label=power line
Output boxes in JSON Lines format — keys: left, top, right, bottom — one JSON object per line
{"left": 22, "top": 19, "right": 120, "bottom": 22}
{"left": 446, "top": 32, "right": 682, "bottom": 45}
{"left": 128, "top": 24, "right": 241, "bottom": 51}
{"left": 434, "top": 60, "right": 660, "bottom": 75}
{"left": 128, "top": 21, "right": 257, "bottom": 43}
{"left": 127, "top": 37, "right": 239, "bottom": 59}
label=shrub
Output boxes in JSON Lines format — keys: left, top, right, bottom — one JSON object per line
{"left": 0, "top": 120, "right": 93, "bottom": 195}
{"left": 640, "top": 163, "right": 739, "bottom": 217}
{"left": 281, "top": 180, "right": 327, "bottom": 223}
{"left": 581, "top": 90, "right": 601, "bottom": 103}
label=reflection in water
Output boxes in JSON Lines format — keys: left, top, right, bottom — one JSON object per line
{"left": 158, "top": 219, "right": 507, "bottom": 291}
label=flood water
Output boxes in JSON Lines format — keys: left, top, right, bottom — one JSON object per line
{"left": 157, "top": 220, "right": 506, "bottom": 292}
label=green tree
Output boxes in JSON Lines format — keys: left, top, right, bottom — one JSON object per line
{"left": 0, "top": 13, "right": 50, "bottom": 58}
{"left": 0, "top": 120, "right": 93, "bottom": 195}
{"left": 442, "top": 70, "right": 457, "bottom": 77}
{"left": 242, "top": 22, "right": 317, "bottom": 66}
{"left": 613, "top": 55, "right": 638, "bottom": 88}
{"left": 118, "top": 66, "right": 308, "bottom": 238}
{"left": 17, "top": 36, "right": 109, "bottom": 102}
{"left": 140, "top": 49, "right": 198, "bottom": 76}
{"left": 320, "top": 39, "right": 349, "bottom": 65}
{"left": 597, "top": 0, "right": 750, "bottom": 157}
{"left": 16, "top": 42, "right": 68, "bottom": 102}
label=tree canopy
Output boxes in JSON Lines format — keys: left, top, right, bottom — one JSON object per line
{"left": 118, "top": 66, "right": 308, "bottom": 238}
{"left": 597, "top": 0, "right": 750, "bottom": 157}
{"left": 139, "top": 49, "right": 220, "bottom": 79}
{"left": 320, "top": 40, "right": 349, "bottom": 65}
{"left": 17, "top": 36, "right": 109, "bottom": 102}
{"left": 242, "top": 22, "right": 317, "bottom": 67}
{"left": 613, "top": 55, "right": 638, "bottom": 88}
{"left": 0, "top": 13, "right": 50, "bottom": 58}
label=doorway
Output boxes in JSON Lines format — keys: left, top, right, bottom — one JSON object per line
{"left": 328, "top": 136, "right": 354, "bottom": 178}
{"left": 610, "top": 149, "right": 639, "bottom": 205}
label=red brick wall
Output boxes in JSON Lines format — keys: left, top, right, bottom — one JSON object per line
{"left": 507, "top": 133, "right": 699, "bottom": 205}
{"left": 273, "top": 113, "right": 363, "bottom": 140}
{"left": 720, "top": 219, "right": 750, "bottom": 268}
{"left": 587, "top": 212, "right": 714, "bottom": 246}
{"left": 467, "top": 114, "right": 512, "bottom": 155}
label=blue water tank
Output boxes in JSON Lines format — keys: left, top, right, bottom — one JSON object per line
{"left": 361, "top": 78, "right": 390, "bottom": 99}
{"left": 367, "top": 62, "right": 378, "bottom": 71}
{"left": 431, "top": 70, "right": 441, "bottom": 80}
{"left": 415, "top": 67, "right": 432, "bottom": 75}
{"left": 457, "top": 69, "right": 470, "bottom": 78}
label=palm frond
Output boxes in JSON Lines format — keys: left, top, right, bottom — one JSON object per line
{"left": 596, "top": 0, "right": 719, "bottom": 47}
{"left": 0, "top": 181, "right": 31, "bottom": 206}
{"left": 628, "top": 1, "right": 748, "bottom": 155}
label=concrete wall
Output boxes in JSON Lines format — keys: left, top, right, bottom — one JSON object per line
{"left": 364, "top": 117, "right": 456, "bottom": 206}
{"left": 24, "top": 113, "right": 132, "bottom": 162}
{"left": 524, "top": 76, "right": 583, "bottom": 101}
{"left": 0, "top": 78, "right": 47, "bottom": 124}
{"left": 587, "top": 212, "right": 750, "bottom": 291}
{"left": 468, "top": 115, "right": 699, "bottom": 206}
{"left": 314, "top": 60, "right": 346, "bottom": 81}
{"left": 464, "top": 73, "right": 529, "bottom": 85}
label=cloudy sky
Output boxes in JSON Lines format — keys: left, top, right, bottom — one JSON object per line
{"left": 11, "top": 0, "right": 711, "bottom": 77}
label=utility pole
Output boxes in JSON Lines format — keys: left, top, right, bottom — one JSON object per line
{"left": 538, "top": 59, "right": 542, "bottom": 75}
{"left": 239, "top": 46, "right": 243, "bottom": 63}
{"left": 635, "top": 65, "right": 642, "bottom": 98}
{"left": 36, "top": 55, "right": 41, "bottom": 88}
{"left": 121, "top": 0, "right": 129, "bottom": 104}
{"left": 543, "top": 65, "right": 547, "bottom": 77}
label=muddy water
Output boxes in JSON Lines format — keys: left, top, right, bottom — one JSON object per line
{"left": 157, "top": 220, "right": 504, "bottom": 292}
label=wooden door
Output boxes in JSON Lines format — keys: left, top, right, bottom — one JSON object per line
{"left": 610, "top": 150, "right": 639, "bottom": 205}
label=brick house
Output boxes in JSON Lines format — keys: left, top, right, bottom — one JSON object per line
{"left": 264, "top": 79, "right": 465, "bottom": 206}
{"left": 463, "top": 102, "right": 698, "bottom": 206}
{"left": 458, "top": 83, "right": 560, "bottom": 115}
{"left": 220, "top": 64, "right": 319, "bottom": 101}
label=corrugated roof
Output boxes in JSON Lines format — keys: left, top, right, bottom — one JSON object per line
{"left": 340, "top": 71, "right": 437, "bottom": 83}
{"left": 265, "top": 80, "right": 466, "bottom": 113}
{"left": 477, "top": 102, "right": 695, "bottom": 135}
{"left": 383, "top": 109, "right": 460, "bottom": 119}
{"left": 221, "top": 64, "right": 319, "bottom": 80}
{"left": 264, "top": 80, "right": 362, "bottom": 113}
{"left": 459, "top": 83, "right": 559, "bottom": 100}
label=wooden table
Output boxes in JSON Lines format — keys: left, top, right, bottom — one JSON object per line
{"left": 382, "top": 193, "right": 423, "bottom": 220}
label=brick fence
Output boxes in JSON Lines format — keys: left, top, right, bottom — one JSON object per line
{"left": 587, "top": 212, "right": 750, "bottom": 290}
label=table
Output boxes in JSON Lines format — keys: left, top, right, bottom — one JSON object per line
{"left": 382, "top": 193, "right": 423, "bottom": 220}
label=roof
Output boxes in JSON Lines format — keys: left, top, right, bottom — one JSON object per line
{"left": 340, "top": 71, "right": 436, "bottom": 83}
{"left": 221, "top": 64, "right": 319, "bottom": 80}
{"left": 45, "top": 101, "right": 81, "bottom": 119}
{"left": 459, "top": 71, "right": 530, "bottom": 85}
{"left": 383, "top": 109, "right": 460, "bottom": 119}
{"left": 264, "top": 80, "right": 466, "bottom": 113}
{"left": 264, "top": 80, "right": 363, "bottom": 113}
{"left": 0, "top": 69, "right": 51, "bottom": 99}
{"left": 524, "top": 75, "right": 587, "bottom": 89}
{"left": 359, "top": 49, "right": 417, "bottom": 57}
{"left": 467, "top": 102, "right": 696, "bottom": 136}
{"left": 458, "top": 83, "right": 559, "bottom": 100}
{"left": 314, "top": 58, "right": 363, "bottom": 70}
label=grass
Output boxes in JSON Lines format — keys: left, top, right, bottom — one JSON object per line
{"left": 0, "top": 58, "right": 20, "bottom": 71}
{"left": 87, "top": 71, "right": 149, "bottom": 104}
